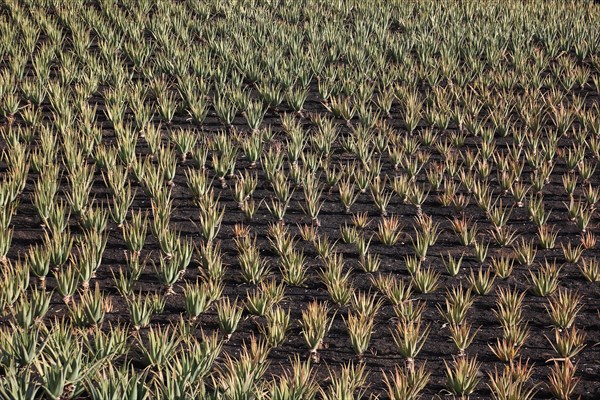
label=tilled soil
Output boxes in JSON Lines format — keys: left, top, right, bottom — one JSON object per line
{"left": 3, "top": 89, "right": 600, "bottom": 399}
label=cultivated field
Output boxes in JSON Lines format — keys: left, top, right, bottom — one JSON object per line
{"left": 0, "top": 0, "right": 599, "bottom": 399}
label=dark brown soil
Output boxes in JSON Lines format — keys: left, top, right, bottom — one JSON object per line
{"left": 2, "top": 80, "right": 600, "bottom": 399}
